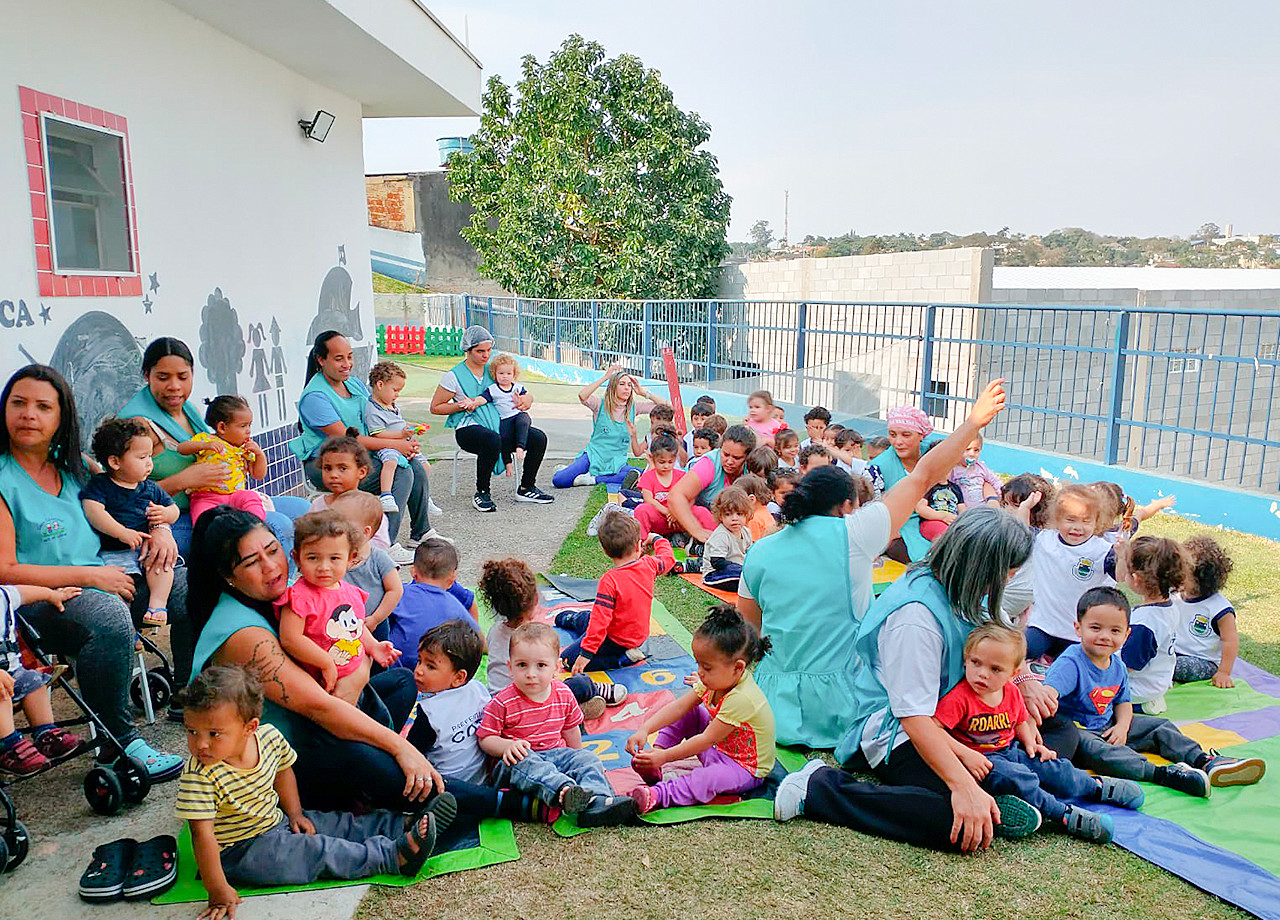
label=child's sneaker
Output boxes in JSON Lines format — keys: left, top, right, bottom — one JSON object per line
{"left": 630, "top": 784, "right": 659, "bottom": 815}
{"left": 624, "top": 648, "right": 647, "bottom": 664}
{"left": 580, "top": 696, "right": 606, "bottom": 721}
{"left": 1143, "top": 693, "right": 1168, "bottom": 715}
{"left": 593, "top": 681, "right": 629, "bottom": 706}
{"left": 33, "top": 726, "right": 85, "bottom": 759}
{"left": 1202, "top": 751, "right": 1266, "bottom": 787}
{"left": 1156, "top": 762, "right": 1211, "bottom": 797}
{"left": 621, "top": 470, "right": 641, "bottom": 492}
{"left": 558, "top": 784, "right": 592, "bottom": 815}
{"left": 577, "top": 793, "right": 638, "bottom": 827}
{"left": 1096, "top": 776, "right": 1145, "bottom": 809}
{"left": 993, "top": 795, "right": 1042, "bottom": 838}
{"left": 676, "top": 558, "right": 701, "bottom": 574}
{"left": 0, "top": 736, "right": 51, "bottom": 776}
{"left": 587, "top": 502, "right": 624, "bottom": 537}
{"left": 1061, "top": 806, "right": 1114, "bottom": 844}
{"left": 379, "top": 492, "right": 398, "bottom": 513}
{"left": 773, "top": 759, "right": 824, "bottom": 821}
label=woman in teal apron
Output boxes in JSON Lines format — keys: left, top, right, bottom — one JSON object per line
{"left": 120, "top": 337, "right": 308, "bottom": 558}
{"left": 0, "top": 365, "right": 184, "bottom": 779}
{"left": 551, "top": 364, "right": 661, "bottom": 490}
{"left": 739, "top": 383, "right": 1008, "bottom": 748}
{"left": 292, "top": 331, "right": 436, "bottom": 541}
{"left": 772, "top": 508, "right": 1038, "bottom": 852}
{"left": 429, "top": 326, "right": 554, "bottom": 513}
{"left": 868, "top": 405, "right": 938, "bottom": 563}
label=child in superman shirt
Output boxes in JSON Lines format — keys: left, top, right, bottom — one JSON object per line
{"left": 934, "top": 624, "right": 1144, "bottom": 843}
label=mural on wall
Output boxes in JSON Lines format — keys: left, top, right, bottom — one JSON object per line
{"left": 46, "top": 311, "right": 143, "bottom": 450}
{"left": 269, "top": 317, "right": 288, "bottom": 421}
{"left": 198, "top": 287, "right": 246, "bottom": 398}
{"left": 307, "top": 248, "right": 373, "bottom": 381}
{"left": 246, "top": 323, "right": 271, "bottom": 425}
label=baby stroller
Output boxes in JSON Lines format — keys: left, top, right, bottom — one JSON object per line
{"left": 0, "top": 612, "right": 157, "bottom": 818}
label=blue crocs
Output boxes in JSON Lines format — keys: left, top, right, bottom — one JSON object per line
{"left": 122, "top": 737, "right": 183, "bottom": 782}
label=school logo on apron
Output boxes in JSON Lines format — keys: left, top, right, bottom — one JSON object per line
{"left": 38, "top": 518, "right": 66, "bottom": 543}
{"left": 1073, "top": 556, "right": 1095, "bottom": 581}
{"left": 1190, "top": 613, "right": 1212, "bottom": 637}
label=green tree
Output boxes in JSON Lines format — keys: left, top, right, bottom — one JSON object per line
{"left": 1198, "top": 222, "right": 1220, "bottom": 240}
{"left": 447, "top": 35, "right": 731, "bottom": 299}
{"left": 749, "top": 220, "right": 774, "bottom": 251}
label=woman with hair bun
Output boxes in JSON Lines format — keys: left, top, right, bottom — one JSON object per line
{"left": 737, "top": 380, "right": 1009, "bottom": 749}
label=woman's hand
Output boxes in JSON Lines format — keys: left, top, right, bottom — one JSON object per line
{"left": 394, "top": 743, "right": 444, "bottom": 801}
{"left": 139, "top": 526, "right": 179, "bottom": 573}
{"left": 396, "top": 440, "right": 421, "bottom": 458}
{"left": 967, "top": 378, "right": 1007, "bottom": 429}
{"left": 1019, "top": 680, "right": 1058, "bottom": 725}
{"left": 89, "top": 567, "right": 136, "bottom": 601}
{"left": 180, "top": 461, "right": 235, "bottom": 493}
{"left": 950, "top": 783, "right": 999, "bottom": 852}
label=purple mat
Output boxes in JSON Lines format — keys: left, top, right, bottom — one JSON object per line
{"left": 1205, "top": 705, "right": 1280, "bottom": 743}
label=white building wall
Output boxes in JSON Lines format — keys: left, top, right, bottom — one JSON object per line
{"left": 1, "top": 0, "right": 378, "bottom": 491}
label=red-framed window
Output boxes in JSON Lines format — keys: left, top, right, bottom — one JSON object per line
{"left": 19, "top": 86, "right": 142, "bottom": 297}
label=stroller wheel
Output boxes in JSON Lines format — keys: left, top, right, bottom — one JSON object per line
{"left": 84, "top": 767, "right": 124, "bottom": 816}
{"left": 130, "top": 670, "right": 172, "bottom": 711}
{"left": 4, "top": 820, "right": 28, "bottom": 871}
{"left": 0, "top": 836, "right": 8, "bottom": 874}
{"left": 114, "top": 755, "right": 152, "bottom": 805}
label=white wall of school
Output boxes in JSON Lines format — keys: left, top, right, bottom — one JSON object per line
{"left": 1, "top": 0, "right": 378, "bottom": 489}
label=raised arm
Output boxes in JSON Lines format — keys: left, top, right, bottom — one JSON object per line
{"left": 216, "top": 626, "right": 442, "bottom": 799}
{"left": 577, "top": 364, "right": 622, "bottom": 407}
{"left": 880, "top": 379, "right": 1007, "bottom": 535}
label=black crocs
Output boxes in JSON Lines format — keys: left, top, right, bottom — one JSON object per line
{"left": 122, "top": 834, "right": 178, "bottom": 899}
{"left": 79, "top": 837, "right": 136, "bottom": 901}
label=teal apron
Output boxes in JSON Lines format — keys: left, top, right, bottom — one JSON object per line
{"left": 444, "top": 361, "right": 504, "bottom": 475}
{"left": 0, "top": 455, "right": 104, "bottom": 567}
{"left": 871, "top": 448, "right": 931, "bottom": 561}
{"left": 289, "top": 375, "right": 370, "bottom": 462}
{"left": 585, "top": 401, "right": 634, "bottom": 477}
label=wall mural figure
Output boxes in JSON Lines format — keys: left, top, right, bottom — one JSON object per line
{"left": 47, "top": 311, "right": 143, "bottom": 450}
{"left": 269, "top": 316, "right": 288, "bottom": 422}
{"left": 246, "top": 322, "right": 271, "bottom": 425}
{"left": 307, "top": 249, "right": 372, "bottom": 381}
{"left": 198, "top": 287, "right": 246, "bottom": 398}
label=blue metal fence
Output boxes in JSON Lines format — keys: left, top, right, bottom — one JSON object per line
{"left": 464, "top": 295, "right": 1280, "bottom": 493}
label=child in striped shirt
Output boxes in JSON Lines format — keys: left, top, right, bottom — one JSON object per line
{"left": 477, "top": 623, "right": 636, "bottom": 827}
{"left": 175, "top": 667, "right": 456, "bottom": 916}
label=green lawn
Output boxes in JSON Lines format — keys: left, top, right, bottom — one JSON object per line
{"left": 358, "top": 494, "right": 1275, "bottom": 920}
{"left": 373, "top": 272, "right": 432, "bottom": 294}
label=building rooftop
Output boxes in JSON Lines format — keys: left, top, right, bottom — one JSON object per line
{"left": 993, "top": 266, "right": 1280, "bottom": 291}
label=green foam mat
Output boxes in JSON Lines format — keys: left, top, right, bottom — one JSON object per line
{"left": 152, "top": 817, "right": 519, "bottom": 904}
{"left": 1160, "top": 677, "right": 1278, "bottom": 724}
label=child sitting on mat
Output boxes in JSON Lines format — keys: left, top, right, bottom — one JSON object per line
{"left": 1045, "top": 587, "right": 1265, "bottom": 795}
{"left": 1118, "top": 536, "right": 1188, "bottom": 714}
{"left": 1173, "top": 535, "right": 1239, "bottom": 687}
{"left": 328, "top": 491, "right": 402, "bottom": 642}
{"left": 558, "top": 511, "right": 675, "bottom": 673}
{"left": 626, "top": 605, "right": 775, "bottom": 813}
{"left": 935, "top": 624, "right": 1141, "bottom": 843}
{"left": 737, "top": 474, "right": 777, "bottom": 542}
{"left": 698, "top": 486, "right": 753, "bottom": 592}
{"left": 478, "top": 558, "right": 623, "bottom": 719}
{"left": 477, "top": 623, "right": 637, "bottom": 827}
{"left": 632, "top": 432, "right": 686, "bottom": 539}
{"left": 176, "top": 666, "right": 457, "bottom": 912}
{"left": 387, "top": 538, "right": 480, "bottom": 671}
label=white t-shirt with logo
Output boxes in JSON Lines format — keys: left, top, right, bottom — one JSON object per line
{"left": 1128, "top": 602, "right": 1178, "bottom": 705}
{"left": 1028, "top": 530, "right": 1116, "bottom": 641}
{"left": 401, "top": 680, "right": 491, "bottom": 783}
{"left": 1172, "top": 591, "right": 1234, "bottom": 664}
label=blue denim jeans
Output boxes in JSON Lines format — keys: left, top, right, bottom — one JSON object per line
{"left": 982, "top": 743, "right": 1099, "bottom": 821}
{"left": 504, "top": 746, "right": 612, "bottom": 805}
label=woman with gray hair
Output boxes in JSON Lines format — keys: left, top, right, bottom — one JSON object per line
{"left": 773, "top": 507, "right": 1043, "bottom": 853}
{"left": 430, "top": 326, "right": 554, "bottom": 512}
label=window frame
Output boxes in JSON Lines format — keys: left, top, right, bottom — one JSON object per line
{"left": 19, "top": 86, "right": 142, "bottom": 297}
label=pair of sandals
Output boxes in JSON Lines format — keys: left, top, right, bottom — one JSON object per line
{"left": 79, "top": 834, "right": 177, "bottom": 901}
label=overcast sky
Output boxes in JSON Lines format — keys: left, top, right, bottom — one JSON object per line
{"left": 363, "top": 1, "right": 1280, "bottom": 241}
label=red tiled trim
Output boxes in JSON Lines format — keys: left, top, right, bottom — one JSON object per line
{"left": 19, "top": 85, "right": 140, "bottom": 297}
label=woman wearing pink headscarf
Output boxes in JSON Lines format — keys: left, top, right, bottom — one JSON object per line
{"left": 868, "top": 405, "right": 936, "bottom": 563}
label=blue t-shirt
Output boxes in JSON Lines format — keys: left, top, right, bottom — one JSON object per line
{"left": 1045, "top": 643, "right": 1131, "bottom": 732}
{"left": 388, "top": 583, "right": 478, "bottom": 670}
{"left": 80, "top": 474, "right": 174, "bottom": 551}
{"left": 447, "top": 581, "right": 475, "bottom": 614}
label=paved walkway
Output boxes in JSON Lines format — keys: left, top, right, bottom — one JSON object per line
{"left": 1, "top": 403, "right": 597, "bottom": 920}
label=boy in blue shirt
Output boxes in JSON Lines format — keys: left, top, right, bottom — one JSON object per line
{"left": 388, "top": 539, "right": 481, "bottom": 670}
{"left": 1045, "top": 587, "right": 1264, "bottom": 795}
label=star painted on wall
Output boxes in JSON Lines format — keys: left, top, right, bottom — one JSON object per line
{"left": 39, "top": 303, "right": 51, "bottom": 325}
{"left": 338, "top": 245, "right": 346, "bottom": 265}
{"left": 143, "top": 295, "right": 153, "bottom": 314}
{"left": 149, "top": 273, "right": 160, "bottom": 294}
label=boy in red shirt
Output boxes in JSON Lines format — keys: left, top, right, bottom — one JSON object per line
{"left": 934, "top": 624, "right": 1144, "bottom": 844}
{"left": 478, "top": 623, "right": 636, "bottom": 827}
{"left": 558, "top": 511, "right": 675, "bottom": 673}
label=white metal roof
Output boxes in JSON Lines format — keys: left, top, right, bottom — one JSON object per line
{"left": 993, "top": 266, "right": 1280, "bottom": 292}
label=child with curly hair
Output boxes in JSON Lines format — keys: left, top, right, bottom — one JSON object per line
{"left": 1173, "top": 535, "right": 1239, "bottom": 687}
{"left": 627, "top": 605, "right": 775, "bottom": 813}
{"left": 1119, "top": 536, "right": 1188, "bottom": 714}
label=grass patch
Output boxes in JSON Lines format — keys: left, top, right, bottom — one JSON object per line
{"left": 373, "top": 272, "right": 432, "bottom": 294}
{"left": 358, "top": 499, "right": 1274, "bottom": 920}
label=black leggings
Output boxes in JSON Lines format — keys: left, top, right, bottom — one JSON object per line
{"left": 455, "top": 423, "right": 546, "bottom": 493}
